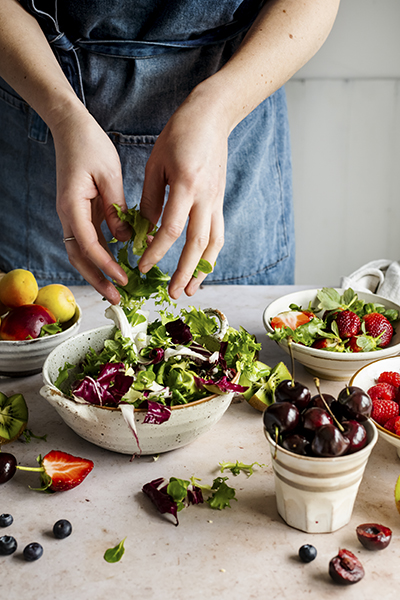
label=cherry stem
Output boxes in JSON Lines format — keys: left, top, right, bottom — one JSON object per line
{"left": 313, "top": 377, "right": 344, "bottom": 432}
{"left": 273, "top": 425, "right": 279, "bottom": 459}
{"left": 16, "top": 466, "right": 44, "bottom": 473}
{"left": 287, "top": 338, "right": 295, "bottom": 387}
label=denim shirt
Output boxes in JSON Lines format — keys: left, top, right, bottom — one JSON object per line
{"left": 0, "top": 0, "right": 294, "bottom": 286}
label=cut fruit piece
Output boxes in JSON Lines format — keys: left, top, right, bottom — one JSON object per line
{"left": 247, "top": 362, "right": 292, "bottom": 412}
{"left": 395, "top": 475, "right": 400, "bottom": 514}
{"left": 270, "top": 310, "right": 313, "bottom": 331}
{"left": 0, "top": 392, "right": 29, "bottom": 443}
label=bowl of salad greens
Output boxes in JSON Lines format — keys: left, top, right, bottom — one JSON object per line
{"left": 263, "top": 288, "right": 400, "bottom": 381}
{"left": 40, "top": 304, "right": 259, "bottom": 455}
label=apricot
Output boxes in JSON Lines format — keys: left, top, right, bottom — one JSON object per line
{"left": 0, "top": 304, "right": 56, "bottom": 340}
{"left": 0, "top": 269, "right": 38, "bottom": 308}
{"left": 35, "top": 284, "right": 76, "bottom": 323}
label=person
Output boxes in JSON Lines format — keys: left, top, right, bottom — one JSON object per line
{"left": 0, "top": 0, "right": 340, "bottom": 305}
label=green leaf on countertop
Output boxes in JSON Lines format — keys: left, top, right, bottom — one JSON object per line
{"left": 219, "top": 460, "right": 265, "bottom": 477}
{"left": 206, "top": 477, "right": 237, "bottom": 510}
{"left": 104, "top": 538, "right": 127, "bottom": 563}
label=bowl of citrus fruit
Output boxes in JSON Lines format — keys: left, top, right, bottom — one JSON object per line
{"left": 263, "top": 287, "right": 400, "bottom": 381}
{"left": 0, "top": 269, "right": 81, "bottom": 377}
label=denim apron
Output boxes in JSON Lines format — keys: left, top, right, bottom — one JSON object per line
{"left": 0, "top": 0, "right": 294, "bottom": 286}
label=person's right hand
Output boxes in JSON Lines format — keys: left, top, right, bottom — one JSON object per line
{"left": 51, "top": 105, "right": 131, "bottom": 304}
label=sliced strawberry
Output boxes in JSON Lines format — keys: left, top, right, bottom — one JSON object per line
{"left": 40, "top": 450, "right": 94, "bottom": 492}
{"left": 347, "top": 336, "right": 363, "bottom": 353}
{"left": 334, "top": 310, "right": 361, "bottom": 339}
{"left": 368, "top": 382, "right": 397, "bottom": 402}
{"left": 312, "top": 337, "right": 342, "bottom": 350}
{"left": 377, "top": 371, "right": 400, "bottom": 388}
{"left": 363, "top": 313, "right": 393, "bottom": 348}
{"left": 270, "top": 310, "right": 313, "bottom": 331}
{"left": 371, "top": 398, "right": 399, "bottom": 425}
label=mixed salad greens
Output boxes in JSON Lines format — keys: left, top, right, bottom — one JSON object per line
{"left": 54, "top": 206, "right": 261, "bottom": 424}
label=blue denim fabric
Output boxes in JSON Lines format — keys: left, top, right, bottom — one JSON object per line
{"left": 0, "top": 0, "right": 295, "bottom": 286}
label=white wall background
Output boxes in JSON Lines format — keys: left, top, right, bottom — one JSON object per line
{"left": 285, "top": 0, "right": 400, "bottom": 286}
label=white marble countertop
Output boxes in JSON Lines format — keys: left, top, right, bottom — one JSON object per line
{"left": 1, "top": 285, "right": 399, "bottom": 600}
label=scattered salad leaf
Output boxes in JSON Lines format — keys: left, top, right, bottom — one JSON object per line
{"left": 206, "top": 477, "right": 237, "bottom": 510}
{"left": 39, "top": 321, "right": 62, "bottom": 337}
{"left": 219, "top": 460, "right": 264, "bottom": 477}
{"left": 193, "top": 258, "right": 213, "bottom": 278}
{"left": 104, "top": 538, "right": 127, "bottom": 563}
{"left": 19, "top": 429, "right": 48, "bottom": 443}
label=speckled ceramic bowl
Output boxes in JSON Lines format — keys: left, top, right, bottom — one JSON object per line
{"left": 40, "top": 325, "right": 236, "bottom": 455}
{"left": 265, "top": 419, "right": 378, "bottom": 533}
{"left": 263, "top": 288, "right": 400, "bottom": 381}
{"left": 0, "top": 305, "right": 82, "bottom": 377}
{"left": 350, "top": 355, "right": 400, "bottom": 458}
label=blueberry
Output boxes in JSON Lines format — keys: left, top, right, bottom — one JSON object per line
{"left": 299, "top": 544, "right": 317, "bottom": 563}
{"left": 53, "top": 519, "right": 72, "bottom": 539}
{"left": 23, "top": 542, "right": 43, "bottom": 562}
{"left": 0, "top": 535, "right": 17, "bottom": 555}
{"left": 0, "top": 514, "right": 13, "bottom": 528}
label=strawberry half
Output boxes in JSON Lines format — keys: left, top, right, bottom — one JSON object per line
{"left": 39, "top": 450, "right": 94, "bottom": 492}
{"left": 270, "top": 310, "right": 313, "bottom": 331}
{"left": 363, "top": 313, "right": 394, "bottom": 348}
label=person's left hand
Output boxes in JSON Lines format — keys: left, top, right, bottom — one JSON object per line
{"left": 138, "top": 85, "right": 230, "bottom": 299}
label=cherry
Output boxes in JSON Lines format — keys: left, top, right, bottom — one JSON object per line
{"left": 302, "top": 407, "right": 333, "bottom": 433}
{"left": 263, "top": 402, "right": 300, "bottom": 439}
{"left": 356, "top": 523, "right": 392, "bottom": 550}
{"left": 282, "top": 433, "right": 311, "bottom": 456}
{"left": 0, "top": 453, "right": 17, "bottom": 484}
{"left": 341, "top": 420, "right": 367, "bottom": 454}
{"left": 329, "top": 548, "right": 365, "bottom": 585}
{"left": 311, "top": 424, "right": 350, "bottom": 457}
{"left": 337, "top": 386, "right": 372, "bottom": 421}
{"left": 310, "top": 392, "right": 336, "bottom": 410}
{"left": 274, "top": 379, "right": 311, "bottom": 411}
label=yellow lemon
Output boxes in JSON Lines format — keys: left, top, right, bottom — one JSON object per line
{"left": 35, "top": 284, "right": 76, "bottom": 323}
{"left": 0, "top": 269, "right": 38, "bottom": 308}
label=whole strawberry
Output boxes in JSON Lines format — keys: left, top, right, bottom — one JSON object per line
{"left": 334, "top": 310, "right": 361, "bottom": 339}
{"left": 363, "top": 313, "right": 393, "bottom": 348}
{"left": 371, "top": 398, "right": 399, "bottom": 426}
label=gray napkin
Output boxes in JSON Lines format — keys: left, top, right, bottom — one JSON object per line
{"left": 340, "top": 259, "right": 400, "bottom": 304}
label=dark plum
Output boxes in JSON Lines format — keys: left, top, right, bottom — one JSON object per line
{"left": 356, "top": 523, "right": 392, "bottom": 550}
{"left": 342, "top": 420, "right": 367, "bottom": 454}
{"left": 0, "top": 453, "right": 17, "bottom": 484}
{"left": 274, "top": 379, "right": 311, "bottom": 411}
{"left": 329, "top": 548, "right": 365, "bottom": 585}
{"left": 263, "top": 402, "right": 300, "bottom": 439}
{"left": 302, "top": 407, "right": 333, "bottom": 433}
{"left": 337, "top": 386, "right": 372, "bottom": 421}
{"left": 281, "top": 433, "right": 311, "bottom": 456}
{"left": 311, "top": 424, "right": 350, "bottom": 457}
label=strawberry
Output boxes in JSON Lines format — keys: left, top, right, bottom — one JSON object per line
{"left": 368, "top": 382, "right": 397, "bottom": 402}
{"left": 347, "top": 336, "right": 362, "bottom": 353}
{"left": 312, "top": 337, "right": 342, "bottom": 350}
{"left": 363, "top": 313, "right": 393, "bottom": 348}
{"left": 270, "top": 310, "right": 313, "bottom": 331}
{"left": 383, "top": 415, "right": 400, "bottom": 434}
{"left": 371, "top": 398, "right": 399, "bottom": 425}
{"left": 39, "top": 450, "right": 94, "bottom": 492}
{"left": 377, "top": 371, "right": 400, "bottom": 388}
{"left": 334, "top": 310, "right": 361, "bottom": 339}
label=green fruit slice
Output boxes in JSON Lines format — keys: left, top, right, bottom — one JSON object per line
{"left": 247, "top": 362, "right": 292, "bottom": 412}
{"left": 0, "top": 392, "right": 29, "bottom": 443}
{"left": 395, "top": 475, "right": 400, "bottom": 514}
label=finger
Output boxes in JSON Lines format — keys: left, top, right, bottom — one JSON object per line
{"left": 167, "top": 203, "right": 213, "bottom": 299}
{"left": 62, "top": 236, "right": 122, "bottom": 305}
{"left": 139, "top": 159, "right": 167, "bottom": 227}
{"left": 138, "top": 181, "right": 190, "bottom": 274}
{"left": 96, "top": 162, "right": 131, "bottom": 242}
{"left": 184, "top": 209, "right": 225, "bottom": 297}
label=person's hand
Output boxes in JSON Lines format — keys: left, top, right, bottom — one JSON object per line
{"left": 138, "top": 86, "right": 230, "bottom": 299}
{"left": 51, "top": 106, "right": 131, "bottom": 304}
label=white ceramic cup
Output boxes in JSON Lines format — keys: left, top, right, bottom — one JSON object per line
{"left": 264, "top": 420, "right": 378, "bottom": 533}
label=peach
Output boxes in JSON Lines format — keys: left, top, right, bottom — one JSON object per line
{"left": 0, "top": 304, "right": 56, "bottom": 341}
{"left": 35, "top": 284, "right": 76, "bottom": 323}
{"left": 0, "top": 269, "right": 38, "bottom": 308}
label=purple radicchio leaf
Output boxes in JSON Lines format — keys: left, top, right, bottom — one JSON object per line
{"left": 72, "top": 362, "right": 133, "bottom": 406}
{"left": 147, "top": 347, "right": 164, "bottom": 364}
{"left": 143, "top": 400, "right": 172, "bottom": 424}
{"left": 187, "top": 485, "right": 204, "bottom": 505}
{"left": 212, "top": 375, "right": 247, "bottom": 393}
{"left": 165, "top": 318, "right": 193, "bottom": 345}
{"left": 142, "top": 478, "right": 179, "bottom": 526}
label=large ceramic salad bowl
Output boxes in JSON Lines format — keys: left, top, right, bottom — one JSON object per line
{"left": 40, "top": 305, "right": 253, "bottom": 455}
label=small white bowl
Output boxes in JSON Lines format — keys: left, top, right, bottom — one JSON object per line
{"left": 0, "top": 305, "right": 82, "bottom": 377}
{"left": 265, "top": 420, "right": 378, "bottom": 533}
{"left": 350, "top": 355, "right": 400, "bottom": 457}
{"left": 263, "top": 288, "right": 400, "bottom": 381}
{"left": 40, "top": 325, "right": 236, "bottom": 455}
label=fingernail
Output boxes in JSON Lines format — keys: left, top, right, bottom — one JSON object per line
{"left": 139, "top": 262, "right": 151, "bottom": 274}
{"left": 170, "top": 286, "right": 183, "bottom": 299}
